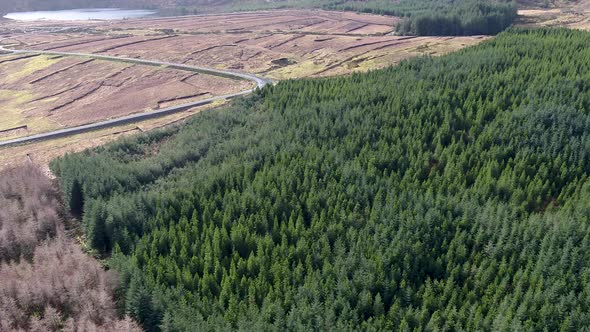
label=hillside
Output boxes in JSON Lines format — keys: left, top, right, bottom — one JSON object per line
{"left": 52, "top": 28, "right": 590, "bottom": 331}
{"left": 0, "top": 0, "right": 517, "bottom": 36}
{"left": 0, "top": 0, "right": 187, "bottom": 13}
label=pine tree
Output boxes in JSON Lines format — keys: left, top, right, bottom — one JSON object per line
{"left": 69, "top": 179, "right": 84, "bottom": 217}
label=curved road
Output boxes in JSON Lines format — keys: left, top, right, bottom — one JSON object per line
{"left": 0, "top": 46, "right": 272, "bottom": 148}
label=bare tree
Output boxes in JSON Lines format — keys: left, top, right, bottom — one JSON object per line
{"left": 0, "top": 165, "right": 141, "bottom": 331}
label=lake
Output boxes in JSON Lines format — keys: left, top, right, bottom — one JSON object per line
{"left": 3, "top": 8, "right": 157, "bottom": 21}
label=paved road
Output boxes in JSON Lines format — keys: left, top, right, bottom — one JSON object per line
{"left": 0, "top": 46, "right": 272, "bottom": 148}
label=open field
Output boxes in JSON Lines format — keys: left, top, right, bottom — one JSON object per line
{"left": 0, "top": 52, "right": 251, "bottom": 141}
{"left": 0, "top": 9, "right": 487, "bottom": 168}
{"left": 0, "top": 99, "right": 227, "bottom": 173}
{"left": 2, "top": 10, "right": 487, "bottom": 79}
{"left": 517, "top": 0, "right": 590, "bottom": 29}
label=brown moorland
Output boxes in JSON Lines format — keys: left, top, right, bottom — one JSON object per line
{"left": 517, "top": 0, "right": 590, "bottom": 30}
{"left": 0, "top": 53, "right": 251, "bottom": 141}
{"left": 2, "top": 10, "right": 487, "bottom": 79}
{"left": 0, "top": 9, "right": 487, "bottom": 169}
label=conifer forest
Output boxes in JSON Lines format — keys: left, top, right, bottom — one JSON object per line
{"left": 51, "top": 28, "right": 590, "bottom": 331}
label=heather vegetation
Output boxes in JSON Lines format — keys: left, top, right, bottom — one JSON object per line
{"left": 0, "top": 165, "right": 140, "bottom": 331}
{"left": 52, "top": 28, "right": 590, "bottom": 331}
{"left": 0, "top": 0, "right": 156, "bottom": 13}
{"left": 1, "top": 0, "right": 516, "bottom": 36}
{"left": 230, "top": 0, "right": 518, "bottom": 36}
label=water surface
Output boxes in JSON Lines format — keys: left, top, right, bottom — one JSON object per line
{"left": 4, "top": 8, "right": 156, "bottom": 21}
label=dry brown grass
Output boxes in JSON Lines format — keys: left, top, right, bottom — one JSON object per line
{"left": 0, "top": 53, "right": 251, "bottom": 142}
{"left": 0, "top": 101, "right": 225, "bottom": 171}
{"left": 3, "top": 9, "right": 485, "bottom": 80}
{"left": 0, "top": 9, "right": 487, "bottom": 169}
{"left": 517, "top": 0, "right": 590, "bottom": 30}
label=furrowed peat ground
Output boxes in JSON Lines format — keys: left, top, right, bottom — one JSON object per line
{"left": 0, "top": 9, "right": 487, "bottom": 169}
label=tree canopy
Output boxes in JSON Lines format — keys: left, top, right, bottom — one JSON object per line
{"left": 329, "top": 0, "right": 517, "bottom": 36}
{"left": 52, "top": 28, "right": 590, "bottom": 331}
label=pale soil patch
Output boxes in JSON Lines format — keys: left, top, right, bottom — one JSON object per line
{"left": 3, "top": 55, "right": 59, "bottom": 84}
{"left": 0, "top": 89, "right": 59, "bottom": 137}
